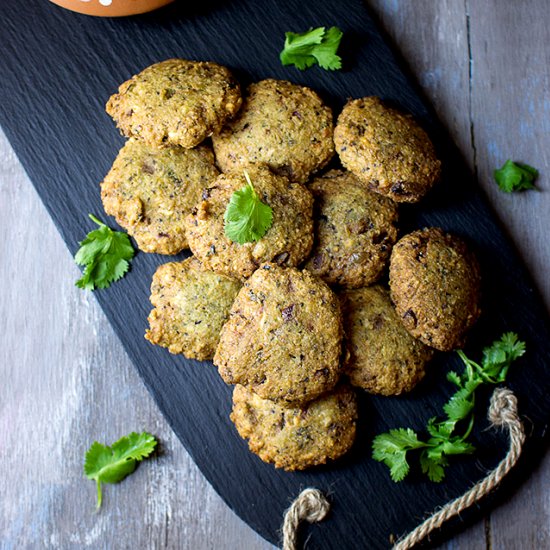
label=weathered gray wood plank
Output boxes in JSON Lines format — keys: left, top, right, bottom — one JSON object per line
{"left": 0, "top": 127, "right": 272, "bottom": 550}
{"left": 367, "top": 1, "right": 550, "bottom": 549}
{"left": 467, "top": 1, "right": 550, "bottom": 547}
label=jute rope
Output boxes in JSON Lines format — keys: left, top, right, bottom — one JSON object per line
{"left": 282, "top": 488, "right": 330, "bottom": 550}
{"left": 393, "top": 387, "right": 525, "bottom": 549}
{"left": 281, "top": 387, "right": 525, "bottom": 550}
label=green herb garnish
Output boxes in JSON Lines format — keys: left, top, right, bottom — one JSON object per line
{"left": 224, "top": 171, "right": 273, "bottom": 244}
{"left": 494, "top": 160, "right": 538, "bottom": 192}
{"left": 84, "top": 431, "right": 158, "bottom": 509}
{"left": 280, "top": 26, "right": 343, "bottom": 71}
{"left": 75, "top": 214, "right": 135, "bottom": 290}
{"left": 372, "top": 333, "right": 525, "bottom": 482}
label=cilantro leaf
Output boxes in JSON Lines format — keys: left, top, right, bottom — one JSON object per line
{"left": 446, "top": 370, "right": 463, "bottom": 387}
{"left": 439, "top": 437, "right": 476, "bottom": 456}
{"left": 224, "top": 171, "right": 273, "bottom": 244}
{"left": 84, "top": 431, "right": 157, "bottom": 509}
{"left": 420, "top": 450, "right": 449, "bottom": 482}
{"left": 372, "top": 333, "right": 525, "bottom": 483}
{"left": 480, "top": 332, "right": 526, "bottom": 382}
{"left": 372, "top": 428, "right": 426, "bottom": 482}
{"left": 311, "top": 26, "right": 343, "bottom": 70}
{"left": 75, "top": 214, "right": 135, "bottom": 290}
{"left": 494, "top": 160, "right": 538, "bottom": 192}
{"left": 442, "top": 379, "right": 479, "bottom": 424}
{"left": 426, "top": 416, "right": 454, "bottom": 440}
{"left": 280, "top": 26, "right": 343, "bottom": 71}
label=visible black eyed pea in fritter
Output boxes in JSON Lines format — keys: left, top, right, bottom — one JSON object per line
{"left": 145, "top": 257, "right": 241, "bottom": 360}
{"left": 101, "top": 139, "right": 219, "bottom": 254}
{"left": 230, "top": 384, "right": 357, "bottom": 471}
{"left": 212, "top": 79, "right": 334, "bottom": 184}
{"left": 334, "top": 96, "right": 441, "bottom": 203}
{"left": 389, "top": 227, "right": 481, "bottom": 351}
{"left": 341, "top": 285, "right": 433, "bottom": 395}
{"left": 305, "top": 169, "right": 399, "bottom": 288}
{"left": 184, "top": 165, "right": 314, "bottom": 280}
{"left": 106, "top": 59, "right": 242, "bottom": 149}
{"left": 214, "top": 263, "right": 343, "bottom": 406}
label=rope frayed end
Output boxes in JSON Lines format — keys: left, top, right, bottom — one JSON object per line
{"left": 282, "top": 488, "right": 330, "bottom": 550}
{"left": 488, "top": 388, "right": 519, "bottom": 427}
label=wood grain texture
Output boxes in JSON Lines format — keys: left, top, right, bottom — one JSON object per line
{"left": 368, "top": 1, "right": 550, "bottom": 548}
{"left": 0, "top": 127, "right": 270, "bottom": 550}
{"left": 1, "top": 1, "right": 549, "bottom": 549}
{"left": 467, "top": 2, "right": 550, "bottom": 548}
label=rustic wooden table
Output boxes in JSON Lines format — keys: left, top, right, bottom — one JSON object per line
{"left": 1, "top": 2, "right": 548, "bottom": 548}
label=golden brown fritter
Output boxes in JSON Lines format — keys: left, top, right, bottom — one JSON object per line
{"left": 101, "top": 139, "right": 219, "bottom": 254}
{"left": 304, "top": 170, "right": 399, "bottom": 288}
{"left": 214, "top": 263, "right": 343, "bottom": 406}
{"left": 334, "top": 96, "right": 441, "bottom": 203}
{"left": 341, "top": 285, "right": 433, "bottom": 395}
{"left": 145, "top": 257, "right": 241, "bottom": 360}
{"left": 184, "top": 166, "right": 314, "bottom": 280}
{"left": 106, "top": 59, "right": 242, "bottom": 149}
{"left": 231, "top": 384, "right": 357, "bottom": 471}
{"left": 389, "top": 228, "right": 481, "bottom": 351}
{"left": 212, "top": 79, "right": 334, "bottom": 184}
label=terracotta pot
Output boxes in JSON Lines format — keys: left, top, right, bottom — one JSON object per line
{"left": 49, "top": 0, "right": 174, "bottom": 17}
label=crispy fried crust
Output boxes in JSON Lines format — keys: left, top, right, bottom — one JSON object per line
{"left": 214, "top": 263, "right": 343, "bottom": 405}
{"left": 341, "top": 285, "right": 433, "bottom": 395}
{"left": 334, "top": 97, "right": 441, "bottom": 202}
{"left": 389, "top": 228, "right": 481, "bottom": 351}
{"left": 184, "top": 166, "right": 314, "bottom": 280}
{"left": 101, "top": 139, "right": 219, "bottom": 254}
{"left": 231, "top": 384, "right": 357, "bottom": 470}
{"left": 145, "top": 257, "right": 241, "bottom": 360}
{"left": 106, "top": 59, "right": 242, "bottom": 148}
{"left": 212, "top": 79, "right": 334, "bottom": 184}
{"left": 305, "top": 170, "right": 399, "bottom": 288}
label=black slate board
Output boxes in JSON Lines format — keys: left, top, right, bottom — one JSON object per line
{"left": 1, "top": 1, "right": 549, "bottom": 548}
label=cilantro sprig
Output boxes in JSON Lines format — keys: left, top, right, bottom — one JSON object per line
{"left": 372, "top": 333, "right": 526, "bottom": 482}
{"left": 75, "top": 214, "right": 135, "bottom": 290}
{"left": 280, "top": 26, "right": 343, "bottom": 71}
{"left": 224, "top": 171, "right": 273, "bottom": 244}
{"left": 84, "top": 431, "right": 158, "bottom": 509}
{"left": 494, "top": 160, "right": 538, "bottom": 192}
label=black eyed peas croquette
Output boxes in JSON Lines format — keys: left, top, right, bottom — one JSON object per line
{"left": 106, "top": 59, "right": 242, "bottom": 149}
{"left": 145, "top": 257, "right": 241, "bottom": 360}
{"left": 389, "top": 228, "right": 481, "bottom": 351}
{"left": 184, "top": 165, "right": 314, "bottom": 280}
{"left": 334, "top": 96, "right": 441, "bottom": 202}
{"left": 212, "top": 79, "right": 334, "bottom": 184}
{"left": 341, "top": 285, "right": 433, "bottom": 395}
{"left": 214, "top": 263, "right": 343, "bottom": 406}
{"left": 231, "top": 384, "right": 357, "bottom": 471}
{"left": 101, "top": 139, "right": 219, "bottom": 254}
{"left": 305, "top": 169, "right": 399, "bottom": 288}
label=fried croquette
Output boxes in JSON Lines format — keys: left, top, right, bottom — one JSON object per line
{"left": 214, "top": 263, "right": 343, "bottom": 405}
{"left": 341, "top": 285, "right": 433, "bottom": 395}
{"left": 305, "top": 169, "right": 399, "bottom": 288}
{"left": 106, "top": 59, "right": 242, "bottom": 148}
{"left": 145, "top": 257, "right": 241, "bottom": 360}
{"left": 101, "top": 139, "right": 219, "bottom": 254}
{"left": 389, "top": 228, "right": 481, "bottom": 351}
{"left": 231, "top": 384, "right": 357, "bottom": 470}
{"left": 334, "top": 96, "right": 441, "bottom": 202}
{"left": 184, "top": 166, "right": 314, "bottom": 280}
{"left": 212, "top": 79, "right": 334, "bottom": 184}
